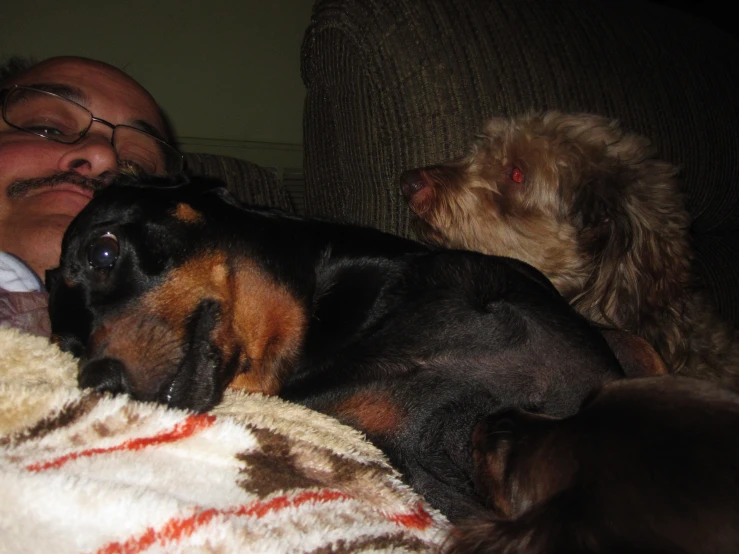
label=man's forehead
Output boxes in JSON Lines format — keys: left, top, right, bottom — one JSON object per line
{"left": 11, "top": 58, "right": 135, "bottom": 93}
{"left": 13, "top": 82, "right": 88, "bottom": 105}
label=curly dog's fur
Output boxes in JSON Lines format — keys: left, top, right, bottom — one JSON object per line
{"left": 401, "top": 111, "right": 739, "bottom": 388}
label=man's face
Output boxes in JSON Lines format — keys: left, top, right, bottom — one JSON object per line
{"left": 0, "top": 56, "right": 168, "bottom": 281}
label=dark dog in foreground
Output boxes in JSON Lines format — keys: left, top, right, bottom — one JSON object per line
{"left": 47, "top": 180, "right": 739, "bottom": 551}
{"left": 400, "top": 111, "right": 739, "bottom": 389}
{"left": 448, "top": 376, "right": 739, "bottom": 554}
{"left": 47, "top": 178, "right": 628, "bottom": 521}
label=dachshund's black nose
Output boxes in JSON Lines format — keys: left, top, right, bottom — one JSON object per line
{"left": 78, "top": 358, "right": 130, "bottom": 395}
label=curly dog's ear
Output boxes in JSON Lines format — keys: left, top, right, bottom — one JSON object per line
{"left": 566, "top": 154, "right": 693, "bottom": 371}
{"left": 572, "top": 166, "right": 636, "bottom": 261}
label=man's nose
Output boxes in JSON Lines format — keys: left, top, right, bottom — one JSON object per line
{"left": 57, "top": 132, "right": 119, "bottom": 177}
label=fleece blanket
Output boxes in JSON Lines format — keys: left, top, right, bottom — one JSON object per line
{"left": 0, "top": 328, "right": 451, "bottom": 553}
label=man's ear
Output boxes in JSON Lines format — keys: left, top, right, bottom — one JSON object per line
{"left": 599, "top": 328, "right": 670, "bottom": 377}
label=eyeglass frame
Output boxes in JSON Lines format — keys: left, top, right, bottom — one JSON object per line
{"left": 0, "top": 84, "right": 184, "bottom": 174}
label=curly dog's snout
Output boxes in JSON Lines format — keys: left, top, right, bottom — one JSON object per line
{"left": 399, "top": 168, "right": 428, "bottom": 199}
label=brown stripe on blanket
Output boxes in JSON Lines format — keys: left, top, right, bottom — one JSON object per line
{"left": 0, "top": 392, "right": 100, "bottom": 447}
{"left": 238, "top": 425, "right": 395, "bottom": 501}
{"left": 237, "top": 426, "right": 325, "bottom": 495}
{"left": 308, "top": 533, "right": 432, "bottom": 553}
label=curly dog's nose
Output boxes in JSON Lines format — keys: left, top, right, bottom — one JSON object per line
{"left": 400, "top": 169, "right": 428, "bottom": 199}
{"left": 78, "top": 358, "right": 130, "bottom": 395}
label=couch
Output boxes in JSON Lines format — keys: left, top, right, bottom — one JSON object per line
{"left": 183, "top": 151, "right": 293, "bottom": 212}
{"left": 300, "top": 0, "right": 739, "bottom": 328}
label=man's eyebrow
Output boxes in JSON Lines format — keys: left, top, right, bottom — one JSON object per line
{"left": 22, "top": 83, "right": 88, "bottom": 105}
{"left": 132, "top": 119, "right": 166, "bottom": 142}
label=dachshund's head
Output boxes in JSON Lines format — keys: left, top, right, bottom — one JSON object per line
{"left": 47, "top": 179, "right": 307, "bottom": 412}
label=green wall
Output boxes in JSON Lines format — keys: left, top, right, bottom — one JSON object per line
{"left": 2, "top": 0, "right": 314, "bottom": 171}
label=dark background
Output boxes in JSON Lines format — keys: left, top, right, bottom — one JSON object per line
{"left": 651, "top": 0, "right": 737, "bottom": 39}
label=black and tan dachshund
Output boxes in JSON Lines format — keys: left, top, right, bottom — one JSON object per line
{"left": 47, "top": 181, "right": 739, "bottom": 554}
{"left": 47, "top": 178, "right": 627, "bottom": 522}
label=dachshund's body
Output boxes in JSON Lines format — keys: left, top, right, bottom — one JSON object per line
{"left": 47, "top": 180, "right": 739, "bottom": 554}
{"left": 48, "top": 180, "right": 625, "bottom": 521}
{"left": 450, "top": 376, "right": 739, "bottom": 554}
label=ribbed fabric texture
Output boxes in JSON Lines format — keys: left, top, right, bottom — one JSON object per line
{"left": 183, "top": 153, "right": 294, "bottom": 213}
{"left": 301, "top": 0, "right": 739, "bottom": 325}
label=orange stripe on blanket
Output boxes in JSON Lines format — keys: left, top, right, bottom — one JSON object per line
{"left": 95, "top": 490, "right": 436, "bottom": 554}
{"left": 25, "top": 414, "right": 216, "bottom": 472}
{"left": 96, "top": 490, "right": 351, "bottom": 554}
{"left": 389, "top": 502, "right": 435, "bottom": 530}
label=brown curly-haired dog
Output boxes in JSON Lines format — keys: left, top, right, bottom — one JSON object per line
{"left": 400, "top": 111, "right": 739, "bottom": 389}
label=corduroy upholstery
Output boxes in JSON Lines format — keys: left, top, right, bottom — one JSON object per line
{"left": 301, "top": 0, "right": 739, "bottom": 326}
{"left": 183, "top": 152, "right": 294, "bottom": 213}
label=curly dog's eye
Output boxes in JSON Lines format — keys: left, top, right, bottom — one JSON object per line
{"left": 87, "top": 232, "right": 119, "bottom": 271}
{"left": 510, "top": 166, "right": 525, "bottom": 183}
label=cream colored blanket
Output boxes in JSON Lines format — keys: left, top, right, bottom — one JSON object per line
{"left": 0, "top": 328, "right": 450, "bottom": 553}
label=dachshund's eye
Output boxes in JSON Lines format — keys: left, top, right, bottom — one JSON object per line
{"left": 510, "top": 166, "right": 525, "bottom": 183}
{"left": 87, "top": 232, "right": 119, "bottom": 271}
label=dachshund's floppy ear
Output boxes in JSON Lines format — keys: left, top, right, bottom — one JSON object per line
{"left": 104, "top": 171, "right": 189, "bottom": 191}
{"left": 203, "top": 182, "right": 240, "bottom": 207}
{"left": 161, "top": 175, "right": 239, "bottom": 207}
{"left": 599, "top": 328, "right": 669, "bottom": 377}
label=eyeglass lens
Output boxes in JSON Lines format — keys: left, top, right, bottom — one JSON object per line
{"left": 3, "top": 87, "right": 182, "bottom": 174}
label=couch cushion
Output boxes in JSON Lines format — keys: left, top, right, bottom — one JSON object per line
{"left": 184, "top": 152, "right": 294, "bottom": 213}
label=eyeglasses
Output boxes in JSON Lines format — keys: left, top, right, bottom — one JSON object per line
{"left": 0, "top": 85, "right": 183, "bottom": 175}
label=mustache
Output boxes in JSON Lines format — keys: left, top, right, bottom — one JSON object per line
{"left": 6, "top": 171, "right": 120, "bottom": 199}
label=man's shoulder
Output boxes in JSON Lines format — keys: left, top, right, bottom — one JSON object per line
{"left": 0, "top": 252, "right": 43, "bottom": 293}
{"left": 0, "top": 253, "right": 49, "bottom": 337}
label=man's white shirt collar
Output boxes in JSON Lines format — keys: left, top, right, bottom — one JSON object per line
{"left": 0, "top": 252, "right": 44, "bottom": 292}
